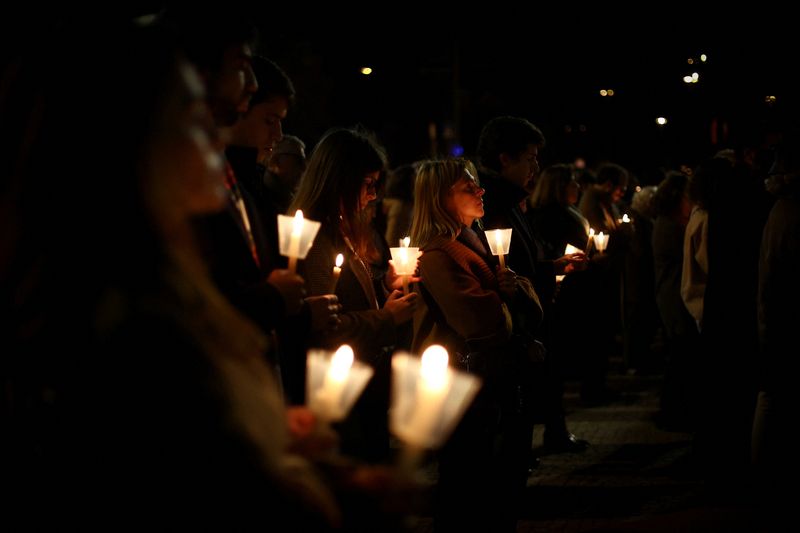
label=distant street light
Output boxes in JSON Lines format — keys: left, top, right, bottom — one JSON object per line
{"left": 656, "top": 117, "right": 667, "bottom": 126}
{"left": 360, "top": 67, "right": 373, "bottom": 75}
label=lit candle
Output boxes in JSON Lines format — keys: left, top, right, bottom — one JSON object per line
{"left": 390, "top": 349, "right": 481, "bottom": 454}
{"left": 593, "top": 231, "right": 609, "bottom": 253}
{"left": 287, "top": 209, "right": 304, "bottom": 273}
{"left": 278, "top": 210, "right": 321, "bottom": 273}
{"left": 409, "top": 345, "right": 450, "bottom": 442}
{"left": 485, "top": 228, "right": 512, "bottom": 269}
{"left": 315, "top": 344, "right": 354, "bottom": 420}
{"left": 621, "top": 213, "right": 630, "bottom": 224}
{"left": 586, "top": 228, "right": 595, "bottom": 254}
{"left": 400, "top": 237, "right": 410, "bottom": 295}
{"left": 494, "top": 231, "right": 505, "bottom": 268}
{"left": 389, "top": 238, "right": 420, "bottom": 296}
{"left": 331, "top": 253, "right": 344, "bottom": 294}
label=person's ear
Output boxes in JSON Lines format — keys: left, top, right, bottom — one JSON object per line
{"left": 499, "top": 152, "right": 512, "bottom": 170}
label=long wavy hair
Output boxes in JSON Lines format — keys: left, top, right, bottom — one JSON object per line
{"left": 410, "top": 158, "right": 478, "bottom": 248}
{"left": 289, "top": 127, "right": 387, "bottom": 258}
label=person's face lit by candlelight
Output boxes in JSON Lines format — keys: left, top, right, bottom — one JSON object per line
{"left": 359, "top": 171, "right": 380, "bottom": 211}
{"left": 445, "top": 170, "right": 485, "bottom": 227}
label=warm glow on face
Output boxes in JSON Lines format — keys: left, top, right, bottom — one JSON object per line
{"left": 330, "top": 345, "right": 355, "bottom": 382}
{"left": 421, "top": 345, "right": 449, "bottom": 391}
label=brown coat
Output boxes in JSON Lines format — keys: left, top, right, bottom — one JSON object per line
{"left": 300, "top": 230, "right": 396, "bottom": 363}
{"left": 413, "top": 234, "right": 523, "bottom": 371}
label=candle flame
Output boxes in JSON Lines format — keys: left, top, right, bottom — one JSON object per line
{"left": 589, "top": 228, "right": 595, "bottom": 237}
{"left": 292, "top": 209, "right": 304, "bottom": 237}
{"left": 330, "top": 345, "right": 354, "bottom": 383}
{"left": 335, "top": 253, "right": 344, "bottom": 268}
{"left": 421, "top": 345, "right": 449, "bottom": 391}
{"left": 402, "top": 236, "right": 411, "bottom": 247}
{"left": 622, "top": 214, "right": 630, "bottom": 223}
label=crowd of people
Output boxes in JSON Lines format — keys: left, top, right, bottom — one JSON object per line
{"left": 2, "top": 9, "right": 796, "bottom": 531}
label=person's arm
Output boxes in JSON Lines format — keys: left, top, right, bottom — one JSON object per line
{"left": 419, "top": 249, "right": 511, "bottom": 343}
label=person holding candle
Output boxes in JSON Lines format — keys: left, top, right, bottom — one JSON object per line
{"left": 0, "top": 22, "right": 342, "bottom": 528}
{"left": 170, "top": 15, "right": 340, "bottom": 405}
{"left": 290, "top": 127, "right": 419, "bottom": 463}
{"left": 410, "top": 158, "right": 542, "bottom": 531}
{"left": 477, "top": 117, "right": 590, "bottom": 467}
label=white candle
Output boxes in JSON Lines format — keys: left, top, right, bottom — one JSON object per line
{"left": 400, "top": 240, "right": 410, "bottom": 295}
{"left": 485, "top": 228, "right": 512, "bottom": 269}
{"left": 409, "top": 345, "right": 450, "bottom": 443}
{"left": 331, "top": 253, "right": 344, "bottom": 293}
{"left": 315, "top": 344, "right": 354, "bottom": 419}
{"left": 586, "top": 228, "right": 595, "bottom": 254}
{"left": 494, "top": 231, "right": 505, "bottom": 269}
{"left": 389, "top": 239, "right": 419, "bottom": 295}
{"left": 593, "top": 231, "right": 609, "bottom": 253}
{"left": 287, "top": 209, "right": 304, "bottom": 273}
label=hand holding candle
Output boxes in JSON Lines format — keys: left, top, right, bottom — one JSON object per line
{"left": 277, "top": 209, "right": 321, "bottom": 273}
{"left": 485, "top": 228, "right": 512, "bottom": 269}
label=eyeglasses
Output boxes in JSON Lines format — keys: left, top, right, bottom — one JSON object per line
{"left": 362, "top": 178, "right": 378, "bottom": 191}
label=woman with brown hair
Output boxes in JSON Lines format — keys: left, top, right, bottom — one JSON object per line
{"left": 290, "top": 127, "right": 418, "bottom": 463}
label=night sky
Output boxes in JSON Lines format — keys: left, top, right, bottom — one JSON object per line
{"left": 260, "top": 12, "right": 796, "bottom": 181}
{"left": 5, "top": 6, "right": 795, "bottom": 181}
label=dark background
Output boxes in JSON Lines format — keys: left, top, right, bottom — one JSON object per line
{"left": 258, "top": 11, "right": 796, "bottom": 181}
{"left": 6, "top": 6, "right": 795, "bottom": 181}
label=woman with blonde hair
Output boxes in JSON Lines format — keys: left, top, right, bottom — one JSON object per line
{"left": 411, "top": 158, "right": 542, "bottom": 531}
